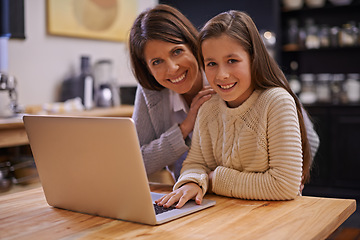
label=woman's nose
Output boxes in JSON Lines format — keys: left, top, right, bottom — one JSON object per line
{"left": 167, "top": 60, "right": 179, "bottom": 73}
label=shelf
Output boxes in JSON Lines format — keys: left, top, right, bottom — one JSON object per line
{"left": 282, "top": 45, "right": 360, "bottom": 52}
{"left": 304, "top": 103, "right": 360, "bottom": 108}
{"left": 282, "top": 1, "right": 360, "bottom": 13}
{"left": 280, "top": 1, "right": 360, "bottom": 75}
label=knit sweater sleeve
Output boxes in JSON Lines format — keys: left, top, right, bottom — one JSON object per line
{"left": 132, "top": 85, "right": 189, "bottom": 176}
{"left": 212, "top": 89, "right": 303, "bottom": 200}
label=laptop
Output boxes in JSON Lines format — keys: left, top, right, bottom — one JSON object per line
{"left": 23, "top": 115, "right": 215, "bottom": 225}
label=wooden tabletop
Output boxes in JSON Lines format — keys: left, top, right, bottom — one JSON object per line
{"left": 0, "top": 184, "right": 356, "bottom": 240}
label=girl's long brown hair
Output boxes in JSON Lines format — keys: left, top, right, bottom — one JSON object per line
{"left": 198, "top": 11, "right": 312, "bottom": 184}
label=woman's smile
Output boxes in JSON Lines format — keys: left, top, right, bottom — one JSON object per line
{"left": 169, "top": 71, "right": 187, "bottom": 84}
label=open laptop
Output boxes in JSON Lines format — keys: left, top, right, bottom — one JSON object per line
{"left": 23, "top": 115, "right": 215, "bottom": 225}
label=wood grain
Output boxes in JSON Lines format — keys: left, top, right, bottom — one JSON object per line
{"left": 0, "top": 184, "right": 356, "bottom": 240}
{"left": 0, "top": 128, "right": 28, "bottom": 148}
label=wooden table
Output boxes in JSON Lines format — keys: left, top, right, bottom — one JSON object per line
{"left": 0, "top": 184, "right": 356, "bottom": 240}
{"left": 0, "top": 105, "right": 134, "bottom": 148}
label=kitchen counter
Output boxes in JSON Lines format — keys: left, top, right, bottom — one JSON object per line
{"left": 0, "top": 105, "right": 134, "bottom": 148}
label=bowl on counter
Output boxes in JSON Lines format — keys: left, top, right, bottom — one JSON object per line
{"left": 305, "top": 0, "right": 326, "bottom": 8}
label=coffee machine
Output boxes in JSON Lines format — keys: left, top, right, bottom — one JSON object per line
{"left": 93, "top": 59, "right": 120, "bottom": 107}
{"left": 0, "top": 73, "right": 17, "bottom": 117}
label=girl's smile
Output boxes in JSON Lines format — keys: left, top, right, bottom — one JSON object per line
{"left": 218, "top": 82, "right": 237, "bottom": 90}
{"left": 202, "top": 34, "right": 254, "bottom": 108}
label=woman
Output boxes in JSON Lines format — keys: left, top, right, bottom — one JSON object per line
{"left": 129, "top": 5, "right": 319, "bottom": 182}
{"left": 129, "top": 4, "right": 215, "bottom": 180}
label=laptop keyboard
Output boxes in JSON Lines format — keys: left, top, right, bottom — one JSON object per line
{"left": 153, "top": 204, "right": 176, "bottom": 215}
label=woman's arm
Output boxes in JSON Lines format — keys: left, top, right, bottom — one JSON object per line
{"left": 302, "top": 107, "right": 320, "bottom": 160}
{"left": 132, "top": 86, "right": 189, "bottom": 175}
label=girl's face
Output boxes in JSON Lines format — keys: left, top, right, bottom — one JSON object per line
{"left": 202, "top": 34, "right": 254, "bottom": 108}
{"left": 144, "top": 40, "right": 201, "bottom": 95}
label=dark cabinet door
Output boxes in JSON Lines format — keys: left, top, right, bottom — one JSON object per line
{"left": 306, "top": 106, "right": 332, "bottom": 186}
{"left": 332, "top": 108, "right": 360, "bottom": 190}
{"left": 305, "top": 105, "right": 360, "bottom": 200}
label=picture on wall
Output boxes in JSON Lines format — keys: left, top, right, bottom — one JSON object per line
{"left": 46, "top": 0, "right": 137, "bottom": 42}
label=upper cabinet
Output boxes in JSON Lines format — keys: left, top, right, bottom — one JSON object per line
{"left": 280, "top": 0, "right": 360, "bottom": 74}
{"left": 280, "top": 0, "right": 360, "bottom": 105}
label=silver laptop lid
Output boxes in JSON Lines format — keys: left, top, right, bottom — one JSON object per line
{"left": 23, "top": 115, "right": 158, "bottom": 225}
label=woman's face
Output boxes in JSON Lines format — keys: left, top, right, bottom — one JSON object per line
{"left": 144, "top": 40, "right": 201, "bottom": 95}
{"left": 202, "top": 34, "right": 254, "bottom": 108}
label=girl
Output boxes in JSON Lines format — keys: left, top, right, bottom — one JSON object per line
{"left": 156, "top": 10, "right": 318, "bottom": 208}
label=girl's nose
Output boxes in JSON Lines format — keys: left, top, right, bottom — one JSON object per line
{"left": 216, "top": 67, "right": 230, "bottom": 80}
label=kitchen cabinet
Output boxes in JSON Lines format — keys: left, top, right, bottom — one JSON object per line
{"left": 280, "top": 1, "right": 360, "bottom": 200}
{"left": 8, "top": 0, "right": 25, "bottom": 39}
{"left": 280, "top": 1, "right": 360, "bottom": 75}
{"left": 304, "top": 104, "right": 360, "bottom": 200}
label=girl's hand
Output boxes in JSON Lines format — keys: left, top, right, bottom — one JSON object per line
{"left": 155, "top": 182, "right": 203, "bottom": 209}
{"left": 180, "top": 86, "right": 216, "bottom": 139}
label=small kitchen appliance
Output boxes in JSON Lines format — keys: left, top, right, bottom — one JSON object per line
{"left": 0, "top": 72, "right": 17, "bottom": 117}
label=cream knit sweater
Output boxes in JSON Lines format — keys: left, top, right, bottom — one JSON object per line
{"left": 173, "top": 88, "right": 303, "bottom": 200}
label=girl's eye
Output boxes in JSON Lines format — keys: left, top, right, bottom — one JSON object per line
{"left": 206, "top": 62, "right": 216, "bottom": 67}
{"left": 228, "top": 59, "right": 238, "bottom": 64}
{"left": 173, "top": 49, "right": 183, "bottom": 56}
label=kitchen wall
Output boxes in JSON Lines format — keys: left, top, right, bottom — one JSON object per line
{"left": 8, "top": 0, "right": 157, "bottom": 106}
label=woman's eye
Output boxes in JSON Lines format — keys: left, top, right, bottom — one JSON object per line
{"left": 152, "top": 59, "right": 162, "bottom": 66}
{"left": 173, "top": 49, "right": 183, "bottom": 56}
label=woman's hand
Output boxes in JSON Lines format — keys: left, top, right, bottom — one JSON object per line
{"left": 180, "top": 86, "right": 216, "bottom": 139}
{"left": 155, "top": 182, "right": 203, "bottom": 209}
